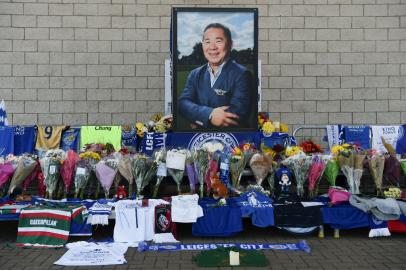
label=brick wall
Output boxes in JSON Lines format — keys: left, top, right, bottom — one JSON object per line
{"left": 0, "top": 0, "right": 405, "bottom": 129}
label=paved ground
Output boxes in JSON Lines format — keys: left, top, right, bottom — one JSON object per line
{"left": 0, "top": 220, "right": 406, "bottom": 270}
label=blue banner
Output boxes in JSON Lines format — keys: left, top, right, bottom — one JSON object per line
{"left": 343, "top": 125, "right": 371, "bottom": 149}
{"left": 396, "top": 124, "right": 406, "bottom": 154}
{"left": 261, "top": 132, "right": 292, "bottom": 149}
{"left": 140, "top": 132, "right": 166, "bottom": 156}
{"left": 165, "top": 132, "right": 262, "bottom": 150}
{"left": 13, "top": 126, "right": 36, "bottom": 155}
{"left": 0, "top": 126, "right": 14, "bottom": 157}
{"left": 61, "top": 127, "right": 80, "bottom": 152}
{"left": 138, "top": 240, "right": 310, "bottom": 253}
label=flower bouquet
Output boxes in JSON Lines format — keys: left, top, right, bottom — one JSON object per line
{"left": 230, "top": 147, "right": 245, "bottom": 192}
{"left": 230, "top": 143, "right": 255, "bottom": 190}
{"left": 60, "top": 150, "right": 80, "bottom": 197}
{"left": 249, "top": 152, "right": 273, "bottom": 187}
{"left": 266, "top": 161, "right": 279, "bottom": 196}
{"left": 282, "top": 152, "right": 312, "bottom": 198}
{"left": 0, "top": 162, "right": 15, "bottom": 195}
{"left": 131, "top": 154, "right": 148, "bottom": 197}
{"left": 8, "top": 154, "right": 38, "bottom": 195}
{"left": 152, "top": 148, "right": 167, "bottom": 198}
{"left": 367, "top": 150, "right": 385, "bottom": 195}
{"left": 22, "top": 159, "right": 41, "bottom": 195}
{"left": 219, "top": 149, "right": 234, "bottom": 191}
{"left": 40, "top": 150, "right": 65, "bottom": 199}
{"left": 323, "top": 158, "right": 340, "bottom": 187}
{"left": 132, "top": 154, "right": 158, "bottom": 197}
{"left": 193, "top": 148, "right": 209, "bottom": 198}
{"left": 74, "top": 159, "right": 91, "bottom": 199}
{"left": 185, "top": 151, "right": 198, "bottom": 193}
{"left": 307, "top": 155, "right": 328, "bottom": 198}
{"left": 300, "top": 140, "right": 323, "bottom": 154}
{"left": 400, "top": 159, "right": 406, "bottom": 178}
{"left": 336, "top": 145, "right": 365, "bottom": 194}
{"left": 383, "top": 154, "right": 401, "bottom": 187}
{"left": 205, "top": 151, "right": 221, "bottom": 197}
{"left": 118, "top": 155, "right": 134, "bottom": 195}
{"left": 96, "top": 154, "right": 120, "bottom": 198}
{"left": 75, "top": 151, "right": 100, "bottom": 199}
{"left": 166, "top": 149, "right": 187, "bottom": 194}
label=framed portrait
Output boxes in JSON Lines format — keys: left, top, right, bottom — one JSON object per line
{"left": 172, "top": 7, "right": 258, "bottom": 132}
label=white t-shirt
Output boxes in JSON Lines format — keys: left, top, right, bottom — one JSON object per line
{"left": 113, "top": 199, "right": 169, "bottom": 244}
{"left": 114, "top": 200, "right": 145, "bottom": 244}
{"left": 171, "top": 194, "right": 203, "bottom": 223}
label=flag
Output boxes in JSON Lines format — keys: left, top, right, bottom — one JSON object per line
{"left": 0, "top": 99, "right": 9, "bottom": 126}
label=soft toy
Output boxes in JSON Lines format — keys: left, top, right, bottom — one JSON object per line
{"left": 115, "top": 185, "right": 127, "bottom": 199}
{"left": 275, "top": 167, "right": 293, "bottom": 194}
{"left": 211, "top": 172, "right": 228, "bottom": 199}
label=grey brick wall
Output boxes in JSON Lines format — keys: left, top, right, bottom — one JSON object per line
{"left": 1, "top": 0, "right": 405, "bottom": 128}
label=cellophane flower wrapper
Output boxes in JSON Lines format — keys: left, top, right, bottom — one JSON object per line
{"left": 22, "top": 159, "right": 41, "bottom": 193}
{"left": 96, "top": 161, "right": 116, "bottom": 198}
{"left": 185, "top": 151, "right": 198, "bottom": 193}
{"left": 338, "top": 150, "right": 365, "bottom": 194}
{"left": 368, "top": 152, "right": 385, "bottom": 195}
{"left": 143, "top": 158, "right": 158, "bottom": 195}
{"left": 193, "top": 148, "right": 209, "bottom": 198}
{"left": 249, "top": 152, "right": 273, "bottom": 187}
{"left": 8, "top": 155, "right": 37, "bottom": 195}
{"left": 118, "top": 155, "right": 134, "bottom": 195}
{"left": 152, "top": 148, "right": 166, "bottom": 198}
{"left": 239, "top": 144, "right": 255, "bottom": 187}
{"left": 266, "top": 162, "right": 279, "bottom": 197}
{"left": 230, "top": 154, "right": 244, "bottom": 191}
{"left": 0, "top": 162, "right": 15, "bottom": 189}
{"left": 39, "top": 150, "right": 65, "bottom": 199}
{"left": 79, "top": 151, "right": 101, "bottom": 172}
{"left": 205, "top": 152, "right": 219, "bottom": 196}
{"left": 400, "top": 159, "right": 406, "bottom": 177}
{"left": 44, "top": 158, "right": 62, "bottom": 199}
{"left": 61, "top": 150, "right": 80, "bottom": 196}
{"left": 307, "top": 155, "right": 328, "bottom": 198}
{"left": 74, "top": 159, "right": 91, "bottom": 198}
{"left": 282, "top": 153, "right": 312, "bottom": 198}
{"left": 383, "top": 154, "right": 401, "bottom": 187}
{"left": 219, "top": 149, "right": 234, "bottom": 192}
{"left": 132, "top": 154, "right": 149, "bottom": 197}
{"left": 166, "top": 149, "right": 186, "bottom": 195}
{"left": 324, "top": 159, "right": 340, "bottom": 187}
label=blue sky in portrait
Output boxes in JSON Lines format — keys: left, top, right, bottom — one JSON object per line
{"left": 177, "top": 11, "right": 254, "bottom": 58}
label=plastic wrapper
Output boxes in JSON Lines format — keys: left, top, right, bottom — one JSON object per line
{"left": 249, "top": 153, "right": 272, "bottom": 186}
{"left": 323, "top": 160, "right": 340, "bottom": 187}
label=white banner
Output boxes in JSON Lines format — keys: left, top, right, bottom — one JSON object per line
{"left": 54, "top": 242, "right": 128, "bottom": 266}
{"left": 371, "top": 125, "right": 400, "bottom": 153}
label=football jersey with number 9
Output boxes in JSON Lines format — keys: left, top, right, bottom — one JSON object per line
{"left": 35, "top": 126, "right": 66, "bottom": 151}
